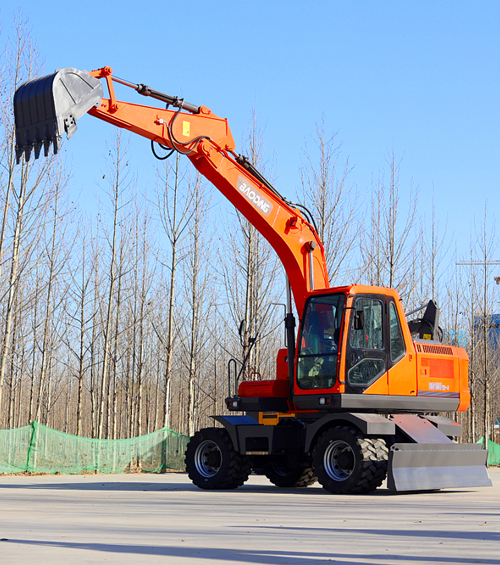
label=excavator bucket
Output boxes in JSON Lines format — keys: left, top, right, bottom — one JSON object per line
{"left": 14, "top": 67, "right": 103, "bottom": 163}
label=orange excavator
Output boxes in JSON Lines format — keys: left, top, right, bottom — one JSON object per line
{"left": 14, "top": 67, "right": 491, "bottom": 493}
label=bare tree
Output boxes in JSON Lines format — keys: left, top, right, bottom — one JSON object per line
{"left": 467, "top": 209, "right": 499, "bottom": 443}
{"left": 219, "top": 111, "right": 282, "bottom": 384}
{"left": 155, "top": 153, "right": 193, "bottom": 429}
{"left": 300, "top": 118, "right": 358, "bottom": 284}
{"left": 182, "top": 175, "right": 214, "bottom": 436}
{"left": 361, "top": 152, "right": 418, "bottom": 301}
{"left": 62, "top": 223, "right": 97, "bottom": 436}
{"left": 35, "top": 170, "right": 73, "bottom": 424}
{"left": 0, "top": 18, "right": 57, "bottom": 424}
{"left": 97, "top": 131, "right": 132, "bottom": 439}
{"left": 130, "top": 197, "right": 155, "bottom": 437}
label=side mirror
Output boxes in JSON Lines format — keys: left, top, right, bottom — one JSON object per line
{"left": 353, "top": 310, "right": 365, "bottom": 330}
{"left": 239, "top": 319, "right": 247, "bottom": 338}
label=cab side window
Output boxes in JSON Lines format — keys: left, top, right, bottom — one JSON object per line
{"left": 349, "top": 298, "right": 383, "bottom": 350}
{"left": 347, "top": 298, "right": 385, "bottom": 387}
{"left": 389, "top": 302, "right": 406, "bottom": 362}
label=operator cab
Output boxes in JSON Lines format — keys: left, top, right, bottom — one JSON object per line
{"left": 231, "top": 285, "right": 467, "bottom": 415}
{"left": 291, "top": 286, "right": 412, "bottom": 410}
{"left": 296, "top": 289, "right": 406, "bottom": 393}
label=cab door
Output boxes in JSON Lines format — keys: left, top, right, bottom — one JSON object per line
{"left": 387, "top": 297, "right": 416, "bottom": 396}
{"left": 344, "top": 294, "right": 387, "bottom": 394}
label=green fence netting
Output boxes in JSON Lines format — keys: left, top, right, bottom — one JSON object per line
{"left": 0, "top": 421, "right": 189, "bottom": 474}
{"left": 478, "top": 437, "right": 500, "bottom": 466}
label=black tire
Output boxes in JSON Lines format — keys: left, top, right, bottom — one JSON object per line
{"left": 263, "top": 456, "right": 317, "bottom": 488}
{"left": 185, "top": 427, "right": 251, "bottom": 490}
{"left": 312, "top": 426, "right": 388, "bottom": 494}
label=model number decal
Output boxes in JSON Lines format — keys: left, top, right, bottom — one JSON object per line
{"left": 429, "top": 382, "right": 450, "bottom": 392}
{"left": 237, "top": 176, "right": 273, "bottom": 217}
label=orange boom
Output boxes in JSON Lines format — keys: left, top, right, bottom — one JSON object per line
{"left": 14, "top": 66, "right": 490, "bottom": 493}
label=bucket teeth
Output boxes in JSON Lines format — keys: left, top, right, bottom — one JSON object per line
{"left": 53, "top": 135, "right": 61, "bottom": 156}
{"left": 15, "top": 145, "right": 24, "bottom": 164}
{"left": 24, "top": 144, "right": 33, "bottom": 163}
{"left": 43, "top": 138, "right": 51, "bottom": 158}
{"left": 34, "top": 141, "right": 42, "bottom": 160}
{"left": 14, "top": 67, "right": 103, "bottom": 164}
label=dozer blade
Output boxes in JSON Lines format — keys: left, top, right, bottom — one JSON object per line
{"left": 14, "top": 67, "right": 103, "bottom": 163}
{"left": 387, "top": 443, "right": 492, "bottom": 491}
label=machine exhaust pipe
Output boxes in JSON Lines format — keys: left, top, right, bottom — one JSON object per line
{"left": 14, "top": 67, "right": 103, "bottom": 163}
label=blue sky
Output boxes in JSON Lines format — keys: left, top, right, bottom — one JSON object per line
{"left": 3, "top": 1, "right": 500, "bottom": 257}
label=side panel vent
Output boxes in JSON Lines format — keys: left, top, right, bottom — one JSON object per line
{"left": 415, "top": 343, "right": 453, "bottom": 355}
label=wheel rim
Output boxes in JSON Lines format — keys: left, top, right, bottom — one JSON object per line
{"left": 194, "top": 440, "right": 222, "bottom": 477}
{"left": 272, "top": 462, "right": 292, "bottom": 477}
{"left": 323, "top": 439, "right": 355, "bottom": 481}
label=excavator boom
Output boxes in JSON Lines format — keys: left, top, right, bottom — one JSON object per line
{"left": 14, "top": 66, "right": 328, "bottom": 317}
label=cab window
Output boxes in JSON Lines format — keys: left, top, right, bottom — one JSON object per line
{"left": 389, "top": 301, "right": 406, "bottom": 362}
{"left": 349, "top": 298, "right": 383, "bottom": 350}
{"left": 347, "top": 297, "right": 385, "bottom": 387}
{"left": 297, "top": 293, "right": 345, "bottom": 390}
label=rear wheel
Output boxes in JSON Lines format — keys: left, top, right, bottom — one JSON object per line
{"left": 312, "top": 426, "right": 388, "bottom": 494}
{"left": 185, "top": 427, "right": 251, "bottom": 490}
{"left": 263, "top": 456, "right": 316, "bottom": 488}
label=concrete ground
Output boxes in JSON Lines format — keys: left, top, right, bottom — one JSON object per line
{"left": 0, "top": 469, "right": 498, "bottom": 565}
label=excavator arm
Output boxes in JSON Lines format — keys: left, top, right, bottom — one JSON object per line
{"left": 14, "top": 66, "right": 328, "bottom": 316}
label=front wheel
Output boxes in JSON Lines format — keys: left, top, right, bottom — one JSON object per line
{"left": 312, "top": 426, "right": 388, "bottom": 494}
{"left": 185, "top": 427, "right": 251, "bottom": 490}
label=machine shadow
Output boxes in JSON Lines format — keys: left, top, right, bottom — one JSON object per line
{"left": 233, "top": 524, "right": 500, "bottom": 543}
{"left": 6, "top": 539, "right": 500, "bottom": 565}
{"left": 0, "top": 476, "right": 477, "bottom": 495}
